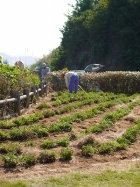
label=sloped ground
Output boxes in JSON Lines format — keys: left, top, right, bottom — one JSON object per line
{"left": 0, "top": 92, "right": 140, "bottom": 180}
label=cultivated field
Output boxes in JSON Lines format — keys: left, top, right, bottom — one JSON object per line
{"left": 0, "top": 90, "right": 140, "bottom": 182}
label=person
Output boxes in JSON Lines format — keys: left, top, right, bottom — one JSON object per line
{"left": 41, "top": 63, "right": 50, "bottom": 79}
{"left": 61, "top": 71, "right": 79, "bottom": 93}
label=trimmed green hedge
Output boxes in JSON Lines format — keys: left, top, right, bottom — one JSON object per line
{"left": 47, "top": 71, "right": 140, "bottom": 94}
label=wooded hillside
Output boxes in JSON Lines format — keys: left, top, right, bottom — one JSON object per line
{"left": 50, "top": 0, "right": 140, "bottom": 71}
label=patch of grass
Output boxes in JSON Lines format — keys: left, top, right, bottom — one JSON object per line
{"left": 39, "top": 150, "right": 56, "bottom": 163}
{"left": 25, "top": 140, "right": 36, "bottom": 147}
{"left": 1, "top": 168, "right": 140, "bottom": 187}
{"left": 41, "top": 139, "right": 54, "bottom": 149}
{"left": 0, "top": 130, "right": 8, "bottom": 140}
{"left": 36, "top": 102, "right": 51, "bottom": 109}
{"left": 81, "top": 145, "right": 95, "bottom": 157}
{"left": 2, "top": 152, "right": 18, "bottom": 168}
{"left": 0, "top": 142, "right": 21, "bottom": 154}
{"left": 56, "top": 137, "right": 69, "bottom": 147}
{"left": 60, "top": 148, "right": 73, "bottom": 161}
{"left": 0, "top": 180, "right": 27, "bottom": 187}
{"left": 20, "top": 154, "right": 36, "bottom": 168}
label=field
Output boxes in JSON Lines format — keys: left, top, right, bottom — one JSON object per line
{"left": 0, "top": 90, "right": 140, "bottom": 184}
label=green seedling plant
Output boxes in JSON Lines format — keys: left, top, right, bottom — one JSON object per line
{"left": 39, "top": 150, "right": 56, "bottom": 163}
{"left": 60, "top": 148, "right": 73, "bottom": 161}
{"left": 81, "top": 145, "right": 95, "bottom": 157}
{"left": 8, "top": 125, "right": 49, "bottom": 141}
{"left": 47, "top": 122, "right": 72, "bottom": 133}
{"left": 0, "top": 120, "right": 15, "bottom": 129}
{"left": 13, "top": 117, "right": 29, "bottom": 126}
{"left": 26, "top": 113, "right": 43, "bottom": 123}
{"left": 36, "top": 102, "right": 51, "bottom": 110}
{"left": 25, "top": 140, "right": 36, "bottom": 147}
{"left": 41, "top": 139, "right": 54, "bottom": 149}
{"left": 52, "top": 99, "right": 62, "bottom": 107}
{"left": 43, "top": 110, "right": 55, "bottom": 118}
{"left": 20, "top": 154, "right": 36, "bottom": 168}
{"left": 12, "top": 112, "right": 44, "bottom": 126}
{"left": 56, "top": 137, "right": 69, "bottom": 147}
{"left": 9, "top": 126, "right": 32, "bottom": 140}
{"left": 97, "top": 143, "right": 113, "bottom": 154}
{"left": 0, "top": 142, "right": 21, "bottom": 154}
{"left": 31, "top": 124, "right": 49, "bottom": 138}
{"left": 0, "top": 130, "right": 8, "bottom": 140}
{"left": 2, "top": 152, "right": 18, "bottom": 168}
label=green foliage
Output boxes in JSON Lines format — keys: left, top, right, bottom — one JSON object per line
{"left": 98, "top": 143, "right": 112, "bottom": 154}
{"left": 46, "top": 0, "right": 140, "bottom": 71}
{"left": 60, "top": 148, "right": 73, "bottom": 161}
{"left": 41, "top": 139, "right": 54, "bottom": 149}
{"left": 2, "top": 152, "right": 18, "bottom": 168}
{"left": 43, "top": 110, "right": 55, "bottom": 118}
{"left": 0, "top": 63, "right": 40, "bottom": 99}
{"left": 31, "top": 124, "right": 49, "bottom": 138}
{"left": 81, "top": 145, "right": 95, "bottom": 157}
{"left": 0, "top": 120, "right": 15, "bottom": 129}
{"left": 0, "top": 130, "right": 8, "bottom": 140}
{"left": 0, "top": 143, "right": 21, "bottom": 154}
{"left": 56, "top": 137, "right": 69, "bottom": 147}
{"left": 20, "top": 154, "right": 36, "bottom": 168}
{"left": 9, "top": 127, "right": 32, "bottom": 140}
{"left": 36, "top": 102, "right": 51, "bottom": 110}
{"left": 25, "top": 140, "right": 36, "bottom": 147}
{"left": 39, "top": 150, "right": 56, "bottom": 163}
{"left": 48, "top": 122, "right": 72, "bottom": 133}
{"left": 47, "top": 71, "right": 140, "bottom": 94}
{"left": 1, "top": 169, "right": 140, "bottom": 187}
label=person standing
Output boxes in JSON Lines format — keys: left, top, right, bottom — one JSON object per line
{"left": 61, "top": 71, "right": 79, "bottom": 93}
{"left": 41, "top": 63, "right": 50, "bottom": 79}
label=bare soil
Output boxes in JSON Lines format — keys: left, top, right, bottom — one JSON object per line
{"left": 0, "top": 93, "right": 140, "bottom": 180}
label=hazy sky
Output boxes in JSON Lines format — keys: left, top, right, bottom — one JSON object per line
{"left": 0, "top": 0, "right": 76, "bottom": 57}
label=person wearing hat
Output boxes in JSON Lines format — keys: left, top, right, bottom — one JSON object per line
{"left": 41, "top": 63, "right": 50, "bottom": 79}
{"left": 61, "top": 71, "right": 79, "bottom": 93}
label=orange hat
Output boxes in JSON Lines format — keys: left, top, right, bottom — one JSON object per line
{"left": 61, "top": 72, "right": 66, "bottom": 79}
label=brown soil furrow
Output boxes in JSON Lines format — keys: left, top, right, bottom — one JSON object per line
{"left": 92, "top": 106, "right": 140, "bottom": 143}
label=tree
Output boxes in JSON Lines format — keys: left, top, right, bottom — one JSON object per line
{"left": 49, "top": 0, "right": 140, "bottom": 71}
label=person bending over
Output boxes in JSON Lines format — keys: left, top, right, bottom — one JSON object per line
{"left": 61, "top": 71, "right": 79, "bottom": 93}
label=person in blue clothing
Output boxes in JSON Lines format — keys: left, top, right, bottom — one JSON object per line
{"left": 61, "top": 71, "right": 79, "bottom": 93}
{"left": 41, "top": 63, "right": 50, "bottom": 79}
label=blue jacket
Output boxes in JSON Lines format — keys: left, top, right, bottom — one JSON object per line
{"left": 41, "top": 67, "right": 50, "bottom": 78}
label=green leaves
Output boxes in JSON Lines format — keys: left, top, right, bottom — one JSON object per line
{"left": 0, "top": 64, "right": 40, "bottom": 99}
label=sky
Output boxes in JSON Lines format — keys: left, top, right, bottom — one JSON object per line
{"left": 0, "top": 0, "right": 76, "bottom": 58}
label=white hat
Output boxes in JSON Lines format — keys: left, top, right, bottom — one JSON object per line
{"left": 42, "top": 63, "right": 46, "bottom": 67}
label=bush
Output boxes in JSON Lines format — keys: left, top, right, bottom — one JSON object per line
{"left": 3, "top": 152, "right": 18, "bottom": 168}
{"left": 39, "top": 151, "right": 56, "bottom": 163}
{"left": 60, "top": 148, "right": 73, "bottom": 161}
{"left": 81, "top": 145, "right": 94, "bottom": 157}
{"left": 20, "top": 154, "right": 36, "bottom": 168}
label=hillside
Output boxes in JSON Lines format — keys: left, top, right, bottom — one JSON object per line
{"left": 50, "top": 0, "right": 140, "bottom": 71}
{"left": 0, "top": 52, "right": 36, "bottom": 67}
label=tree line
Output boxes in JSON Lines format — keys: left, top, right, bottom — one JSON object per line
{"left": 31, "top": 0, "right": 140, "bottom": 72}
